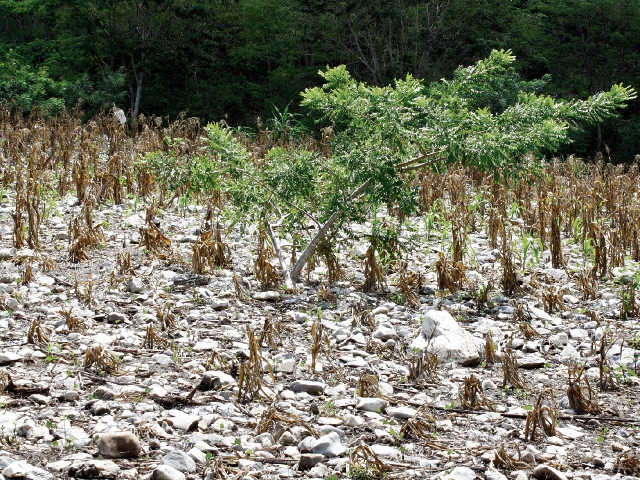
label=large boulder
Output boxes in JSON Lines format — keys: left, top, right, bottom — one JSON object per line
{"left": 410, "top": 310, "right": 484, "bottom": 366}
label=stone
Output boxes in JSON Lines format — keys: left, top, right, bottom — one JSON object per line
{"left": 518, "top": 353, "right": 546, "bottom": 369}
{"left": 343, "top": 413, "right": 365, "bottom": 427}
{"left": 485, "top": 467, "right": 508, "bottom": 480}
{"left": 531, "top": 465, "right": 568, "bottom": 480}
{"left": 198, "top": 370, "right": 235, "bottom": 391}
{"left": 310, "top": 432, "right": 345, "bottom": 458}
{"left": 356, "top": 397, "right": 387, "bottom": 412}
{"left": 0, "top": 248, "right": 16, "bottom": 259}
{"left": 67, "top": 460, "right": 120, "bottom": 479}
{"left": 558, "top": 344, "right": 580, "bottom": 364}
{"left": 0, "top": 352, "right": 22, "bottom": 365}
{"left": 166, "top": 410, "right": 199, "bottom": 431}
{"left": 289, "top": 380, "right": 325, "bottom": 395}
{"left": 128, "top": 278, "right": 144, "bottom": 293}
{"left": 411, "top": 310, "right": 484, "bottom": 366}
{"left": 97, "top": 432, "right": 143, "bottom": 458}
{"left": 151, "top": 465, "right": 186, "bottom": 480}
{"left": 386, "top": 406, "right": 416, "bottom": 419}
{"left": 272, "top": 353, "right": 297, "bottom": 373}
{"left": 446, "top": 466, "right": 477, "bottom": 480}
{"left": 252, "top": 291, "right": 280, "bottom": 301}
{"left": 160, "top": 450, "right": 197, "bottom": 473}
{"left": 90, "top": 400, "right": 111, "bottom": 416}
{"left": 372, "top": 324, "right": 397, "bottom": 341}
{"left": 106, "top": 312, "right": 127, "bottom": 324}
{"left": 298, "top": 454, "right": 325, "bottom": 470}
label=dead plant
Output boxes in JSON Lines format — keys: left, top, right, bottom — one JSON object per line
{"left": 142, "top": 324, "right": 170, "bottom": 350}
{"left": 362, "top": 243, "right": 385, "bottom": 292}
{"left": 258, "top": 314, "right": 290, "bottom": 350}
{"left": 317, "top": 241, "right": 343, "bottom": 282}
{"left": 73, "top": 274, "right": 94, "bottom": 305}
{"left": 493, "top": 443, "right": 530, "bottom": 470}
{"left": 256, "top": 407, "right": 319, "bottom": 438}
{"left": 232, "top": 272, "right": 249, "bottom": 300}
{"left": 502, "top": 342, "right": 527, "bottom": 390}
{"left": 139, "top": 206, "right": 172, "bottom": 258}
{"left": 310, "top": 321, "right": 330, "bottom": 371}
{"left": 236, "top": 325, "right": 274, "bottom": 403}
{"left": 484, "top": 331, "right": 496, "bottom": 365}
{"left": 156, "top": 303, "right": 177, "bottom": 331}
{"left": 523, "top": 389, "right": 557, "bottom": 441}
{"left": 614, "top": 451, "right": 640, "bottom": 476}
{"left": 84, "top": 346, "right": 119, "bottom": 373}
{"left": 395, "top": 262, "right": 421, "bottom": 307}
{"left": 542, "top": 286, "right": 564, "bottom": 314}
{"left": 348, "top": 444, "right": 389, "bottom": 478}
{"left": 192, "top": 226, "right": 231, "bottom": 274}
{"left": 500, "top": 236, "right": 519, "bottom": 295}
{"left": 21, "top": 263, "right": 34, "bottom": 285}
{"left": 598, "top": 333, "right": 620, "bottom": 391}
{"left": 253, "top": 224, "right": 280, "bottom": 289}
{"left": 408, "top": 350, "right": 439, "bottom": 382}
{"left": 458, "top": 375, "right": 494, "bottom": 410}
{"left": 60, "top": 307, "right": 87, "bottom": 332}
{"left": 576, "top": 268, "right": 597, "bottom": 300}
{"left": 399, "top": 405, "right": 437, "bottom": 440}
{"left": 27, "top": 317, "right": 50, "bottom": 345}
{"left": 567, "top": 362, "right": 600, "bottom": 414}
{"left": 435, "top": 251, "right": 465, "bottom": 293}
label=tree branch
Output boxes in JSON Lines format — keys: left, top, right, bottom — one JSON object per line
{"left": 399, "top": 157, "right": 446, "bottom": 172}
{"left": 289, "top": 179, "right": 370, "bottom": 284}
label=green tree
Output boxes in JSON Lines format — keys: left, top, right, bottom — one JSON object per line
{"left": 209, "top": 50, "right": 635, "bottom": 287}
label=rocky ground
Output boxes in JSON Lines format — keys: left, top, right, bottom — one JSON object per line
{"left": 0, "top": 191, "right": 639, "bottom": 480}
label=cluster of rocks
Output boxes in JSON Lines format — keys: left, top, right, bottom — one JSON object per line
{"left": 0, "top": 196, "right": 639, "bottom": 479}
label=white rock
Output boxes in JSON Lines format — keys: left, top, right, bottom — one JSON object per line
{"left": 411, "top": 310, "right": 484, "bottom": 366}
{"left": 356, "top": 397, "right": 387, "bottom": 412}
{"left": 386, "top": 406, "right": 416, "bottom": 419}
{"left": 0, "top": 352, "right": 22, "bottom": 364}
{"left": 273, "top": 353, "right": 297, "bottom": 373}
{"left": 310, "top": 432, "right": 345, "bottom": 457}
{"left": 252, "top": 291, "right": 280, "bottom": 301}
{"left": 343, "top": 414, "right": 365, "bottom": 427}
{"left": 128, "top": 278, "right": 144, "bottom": 293}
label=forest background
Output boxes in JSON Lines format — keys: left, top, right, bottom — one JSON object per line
{"left": 1, "top": 0, "right": 639, "bottom": 163}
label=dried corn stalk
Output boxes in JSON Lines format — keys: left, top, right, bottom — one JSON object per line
{"left": 60, "top": 307, "right": 87, "bottom": 332}
{"left": 349, "top": 444, "right": 389, "bottom": 477}
{"left": 502, "top": 343, "right": 527, "bottom": 390}
{"left": 84, "top": 346, "right": 119, "bottom": 373}
{"left": 253, "top": 224, "right": 279, "bottom": 289}
{"left": 399, "top": 405, "right": 437, "bottom": 440}
{"left": 236, "top": 326, "right": 274, "bottom": 403}
{"left": 27, "top": 317, "right": 50, "bottom": 345}
{"left": 524, "top": 389, "right": 557, "bottom": 441}
{"left": 142, "top": 324, "right": 170, "bottom": 350}
{"left": 493, "top": 443, "right": 530, "bottom": 470}
{"left": 458, "top": 375, "right": 494, "bottom": 410}
{"left": 567, "top": 362, "right": 599, "bottom": 414}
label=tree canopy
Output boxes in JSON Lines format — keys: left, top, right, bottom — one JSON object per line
{"left": 206, "top": 51, "right": 635, "bottom": 286}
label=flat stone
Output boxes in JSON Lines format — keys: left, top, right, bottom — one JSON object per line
{"left": 106, "top": 312, "right": 127, "bottom": 324}
{"left": 97, "top": 432, "right": 143, "bottom": 458}
{"left": 151, "top": 465, "right": 186, "bottom": 480}
{"left": 298, "top": 454, "right": 325, "bottom": 470}
{"left": 0, "top": 352, "right": 22, "bottom": 364}
{"left": 343, "top": 413, "right": 365, "bottom": 427}
{"left": 160, "top": 450, "right": 197, "bottom": 473}
{"left": 290, "top": 380, "right": 325, "bottom": 395}
{"left": 386, "top": 406, "right": 417, "bottom": 419}
{"left": 370, "top": 444, "right": 401, "bottom": 458}
{"left": 68, "top": 460, "right": 120, "bottom": 479}
{"left": 485, "top": 467, "right": 507, "bottom": 480}
{"left": 356, "top": 397, "right": 387, "bottom": 412}
{"left": 518, "top": 353, "right": 546, "bottom": 369}
{"left": 446, "top": 466, "right": 477, "bottom": 480}
{"left": 252, "top": 291, "right": 280, "bottom": 301}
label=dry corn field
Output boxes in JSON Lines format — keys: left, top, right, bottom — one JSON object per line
{"left": 0, "top": 108, "right": 639, "bottom": 479}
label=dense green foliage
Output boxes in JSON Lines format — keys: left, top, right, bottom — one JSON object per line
{"left": 1, "top": 0, "right": 639, "bottom": 161}
{"left": 205, "top": 51, "right": 634, "bottom": 284}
